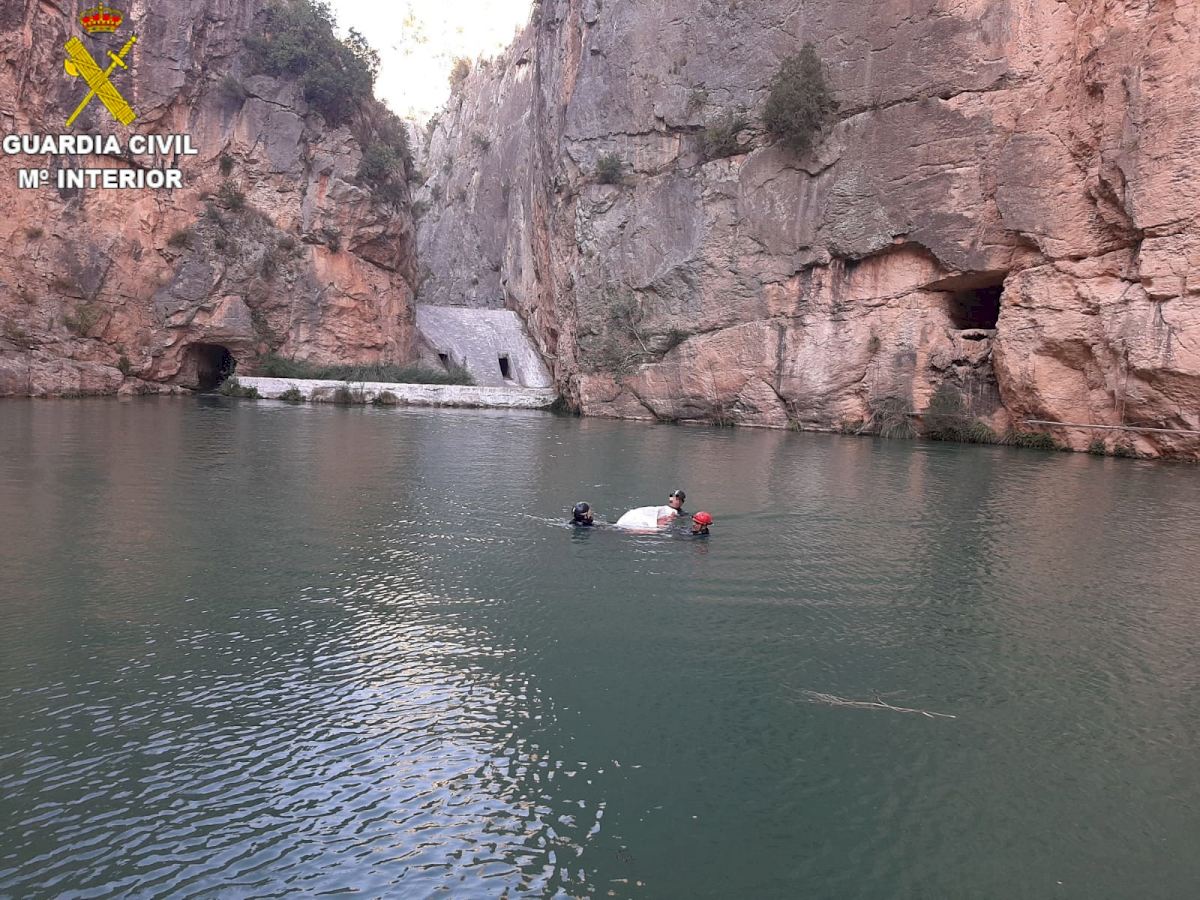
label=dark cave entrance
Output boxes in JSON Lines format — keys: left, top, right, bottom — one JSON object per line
{"left": 498, "top": 354, "right": 512, "bottom": 380}
{"left": 948, "top": 282, "right": 1003, "bottom": 330}
{"left": 191, "top": 343, "right": 236, "bottom": 391}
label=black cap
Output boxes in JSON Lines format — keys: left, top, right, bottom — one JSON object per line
{"left": 669, "top": 489, "right": 686, "bottom": 501}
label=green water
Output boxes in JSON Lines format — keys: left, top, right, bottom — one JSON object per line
{"left": 1, "top": 398, "right": 1198, "bottom": 898}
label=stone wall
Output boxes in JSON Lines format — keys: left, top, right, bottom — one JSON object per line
{"left": 238, "top": 376, "right": 557, "bottom": 409}
{"left": 416, "top": 305, "right": 553, "bottom": 388}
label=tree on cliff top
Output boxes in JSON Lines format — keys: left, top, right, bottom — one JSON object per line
{"left": 245, "top": 0, "right": 379, "bottom": 127}
{"left": 449, "top": 58, "right": 471, "bottom": 95}
{"left": 763, "top": 44, "right": 838, "bottom": 156}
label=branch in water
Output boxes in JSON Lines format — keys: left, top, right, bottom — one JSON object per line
{"left": 799, "top": 690, "right": 957, "bottom": 719}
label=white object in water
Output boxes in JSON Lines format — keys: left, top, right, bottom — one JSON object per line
{"left": 614, "top": 505, "right": 677, "bottom": 530}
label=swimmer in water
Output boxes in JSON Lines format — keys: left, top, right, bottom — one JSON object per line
{"left": 571, "top": 502, "right": 595, "bottom": 526}
{"left": 691, "top": 511, "right": 713, "bottom": 535}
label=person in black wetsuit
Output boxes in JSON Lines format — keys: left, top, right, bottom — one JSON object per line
{"left": 691, "top": 512, "right": 713, "bottom": 535}
{"left": 571, "top": 502, "right": 595, "bottom": 527}
{"left": 667, "top": 489, "right": 688, "bottom": 519}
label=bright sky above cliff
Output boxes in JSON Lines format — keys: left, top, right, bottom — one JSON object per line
{"left": 329, "top": 0, "right": 533, "bottom": 121}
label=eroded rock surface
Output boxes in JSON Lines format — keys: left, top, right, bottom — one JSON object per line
{"left": 418, "top": 0, "right": 1200, "bottom": 457}
{"left": 0, "top": 0, "right": 417, "bottom": 396}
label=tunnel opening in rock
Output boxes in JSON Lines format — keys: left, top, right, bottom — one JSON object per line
{"left": 948, "top": 283, "right": 1003, "bottom": 330}
{"left": 498, "top": 354, "right": 512, "bottom": 380}
{"left": 190, "top": 343, "right": 236, "bottom": 391}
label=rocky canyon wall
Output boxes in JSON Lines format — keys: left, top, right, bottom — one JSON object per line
{"left": 0, "top": 0, "right": 418, "bottom": 396}
{"left": 418, "top": 0, "right": 1200, "bottom": 457}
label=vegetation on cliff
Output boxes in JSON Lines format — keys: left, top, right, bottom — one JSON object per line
{"left": 246, "top": 0, "right": 411, "bottom": 204}
{"left": 245, "top": 0, "right": 377, "bottom": 126}
{"left": 763, "top": 44, "right": 838, "bottom": 155}
{"left": 258, "top": 354, "right": 475, "bottom": 386}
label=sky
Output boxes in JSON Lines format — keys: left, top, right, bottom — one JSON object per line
{"left": 327, "top": 0, "right": 534, "bottom": 121}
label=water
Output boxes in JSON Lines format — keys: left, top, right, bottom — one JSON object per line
{"left": 1, "top": 398, "right": 1198, "bottom": 899}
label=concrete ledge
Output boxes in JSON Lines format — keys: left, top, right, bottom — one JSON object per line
{"left": 237, "top": 377, "right": 558, "bottom": 409}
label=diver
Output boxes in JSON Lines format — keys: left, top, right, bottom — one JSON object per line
{"left": 691, "top": 511, "right": 713, "bottom": 536}
{"left": 571, "top": 502, "right": 595, "bottom": 527}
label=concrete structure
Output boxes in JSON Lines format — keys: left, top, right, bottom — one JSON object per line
{"left": 415, "top": 306, "right": 553, "bottom": 389}
{"left": 237, "top": 377, "right": 557, "bottom": 409}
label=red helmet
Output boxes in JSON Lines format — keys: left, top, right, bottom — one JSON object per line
{"left": 693, "top": 511, "right": 713, "bottom": 526}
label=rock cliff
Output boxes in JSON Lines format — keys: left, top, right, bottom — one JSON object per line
{"left": 0, "top": 0, "right": 417, "bottom": 396}
{"left": 418, "top": 0, "right": 1200, "bottom": 457}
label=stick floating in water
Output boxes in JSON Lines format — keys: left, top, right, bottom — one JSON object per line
{"left": 799, "top": 690, "right": 957, "bottom": 719}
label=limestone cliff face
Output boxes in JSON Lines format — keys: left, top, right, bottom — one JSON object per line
{"left": 0, "top": 0, "right": 417, "bottom": 396}
{"left": 418, "top": 0, "right": 1200, "bottom": 457}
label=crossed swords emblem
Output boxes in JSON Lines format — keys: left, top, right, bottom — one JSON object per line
{"left": 63, "top": 34, "right": 138, "bottom": 127}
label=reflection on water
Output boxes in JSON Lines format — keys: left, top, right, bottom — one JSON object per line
{"left": 1, "top": 398, "right": 1199, "bottom": 898}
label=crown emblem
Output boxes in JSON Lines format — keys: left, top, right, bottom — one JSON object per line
{"left": 80, "top": 3, "right": 124, "bottom": 34}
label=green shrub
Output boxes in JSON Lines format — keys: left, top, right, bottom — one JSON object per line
{"left": 356, "top": 138, "right": 410, "bottom": 207}
{"left": 278, "top": 235, "right": 297, "bottom": 253}
{"left": 331, "top": 383, "right": 368, "bottom": 405}
{"left": 705, "top": 400, "right": 737, "bottom": 428}
{"left": 259, "top": 249, "right": 278, "bottom": 279}
{"left": 357, "top": 144, "right": 403, "bottom": 187}
{"left": 869, "top": 395, "right": 915, "bottom": 439}
{"left": 245, "top": 1, "right": 378, "bottom": 126}
{"left": 701, "top": 110, "right": 750, "bottom": 160}
{"left": 217, "top": 180, "right": 246, "bottom": 211}
{"left": 1088, "top": 437, "right": 1107, "bottom": 455}
{"left": 25, "top": 226, "right": 44, "bottom": 239}
{"left": 449, "top": 57, "right": 471, "bottom": 94}
{"left": 321, "top": 227, "right": 341, "bottom": 252}
{"left": 372, "top": 390, "right": 400, "bottom": 406}
{"left": 219, "top": 152, "right": 235, "bottom": 176}
{"left": 922, "top": 382, "right": 967, "bottom": 441}
{"left": 117, "top": 355, "right": 133, "bottom": 376}
{"left": 1005, "top": 429, "right": 1060, "bottom": 451}
{"left": 471, "top": 132, "right": 492, "bottom": 152}
{"left": 167, "top": 228, "right": 191, "bottom": 248}
{"left": 1111, "top": 437, "right": 1140, "bottom": 458}
{"left": 595, "top": 153, "right": 624, "bottom": 185}
{"left": 961, "top": 421, "right": 997, "bottom": 444}
{"left": 64, "top": 303, "right": 103, "bottom": 336}
{"left": 219, "top": 74, "right": 248, "bottom": 106}
{"left": 279, "top": 385, "right": 305, "bottom": 402}
{"left": 763, "top": 43, "right": 838, "bottom": 156}
{"left": 218, "top": 376, "right": 260, "bottom": 398}
{"left": 258, "top": 354, "right": 475, "bottom": 385}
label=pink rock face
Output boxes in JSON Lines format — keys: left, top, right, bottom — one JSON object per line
{"left": 0, "top": 0, "right": 418, "bottom": 397}
{"left": 418, "top": 0, "right": 1200, "bottom": 458}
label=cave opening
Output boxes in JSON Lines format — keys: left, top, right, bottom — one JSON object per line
{"left": 191, "top": 343, "right": 236, "bottom": 391}
{"left": 948, "top": 283, "right": 1003, "bottom": 330}
{"left": 498, "top": 354, "right": 512, "bottom": 380}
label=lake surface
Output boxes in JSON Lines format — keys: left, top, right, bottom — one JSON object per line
{"left": 1, "top": 398, "right": 1199, "bottom": 898}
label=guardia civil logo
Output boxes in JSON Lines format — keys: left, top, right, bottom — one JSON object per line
{"left": 64, "top": 3, "right": 137, "bottom": 128}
